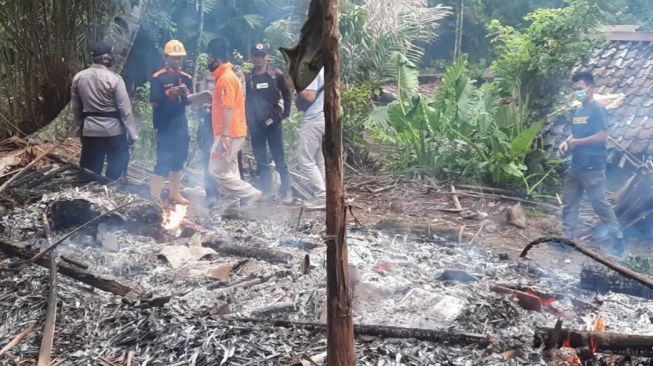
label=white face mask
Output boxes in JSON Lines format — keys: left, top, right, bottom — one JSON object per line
{"left": 575, "top": 88, "right": 589, "bottom": 102}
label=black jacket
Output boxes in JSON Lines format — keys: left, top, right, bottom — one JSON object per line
{"left": 245, "top": 68, "right": 291, "bottom": 126}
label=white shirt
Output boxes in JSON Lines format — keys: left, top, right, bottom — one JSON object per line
{"left": 303, "top": 68, "right": 324, "bottom": 123}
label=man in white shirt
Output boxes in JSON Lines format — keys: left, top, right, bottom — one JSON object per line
{"left": 296, "top": 68, "right": 325, "bottom": 198}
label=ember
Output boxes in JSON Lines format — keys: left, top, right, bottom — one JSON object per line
{"left": 162, "top": 204, "right": 187, "bottom": 230}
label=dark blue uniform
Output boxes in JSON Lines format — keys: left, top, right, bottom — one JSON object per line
{"left": 245, "top": 68, "right": 292, "bottom": 196}
{"left": 150, "top": 67, "right": 193, "bottom": 177}
{"left": 562, "top": 101, "right": 622, "bottom": 250}
{"left": 570, "top": 102, "right": 608, "bottom": 172}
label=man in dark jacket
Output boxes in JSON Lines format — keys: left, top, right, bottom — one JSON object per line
{"left": 245, "top": 43, "right": 292, "bottom": 202}
{"left": 149, "top": 40, "right": 192, "bottom": 205}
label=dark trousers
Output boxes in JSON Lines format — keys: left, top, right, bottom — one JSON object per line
{"left": 249, "top": 120, "right": 290, "bottom": 195}
{"left": 198, "top": 113, "right": 219, "bottom": 200}
{"left": 80, "top": 134, "right": 129, "bottom": 180}
{"left": 562, "top": 169, "right": 622, "bottom": 240}
{"left": 154, "top": 126, "right": 189, "bottom": 177}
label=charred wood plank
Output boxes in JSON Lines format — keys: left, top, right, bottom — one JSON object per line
{"left": 521, "top": 237, "right": 653, "bottom": 290}
{"left": 581, "top": 264, "right": 653, "bottom": 300}
{"left": 230, "top": 317, "right": 493, "bottom": 346}
{"left": 535, "top": 327, "right": 653, "bottom": 357}
{"left": 0, "top": 240, "right": 133, "bottom": 296}
{"left": 202, "top": 237, "right": 292, "bottom": 264}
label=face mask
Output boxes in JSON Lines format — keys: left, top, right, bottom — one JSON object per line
{"left": 575, "top": 88, "right": 588, "bottom": 102}
{"left": 105, "top": 56, "right": 115, "bottom": 68}
{"left": 208, "top": 60, "right": 219, "bottom": 72}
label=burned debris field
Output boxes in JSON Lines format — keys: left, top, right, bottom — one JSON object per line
{"left": 4, "top": 0, "right": 653, "bottom": 365}
{"left": 1, "top": 139, "right": 653, "bottom": 365}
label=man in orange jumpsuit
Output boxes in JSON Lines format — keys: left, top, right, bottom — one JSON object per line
{"left": 206, "top": 38, "right": 261, "bottom": 206}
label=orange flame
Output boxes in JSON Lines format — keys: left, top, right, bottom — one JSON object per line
{"left": 590, "top": 316, "right": 605, "bottom": 353}
{"left": 163, "top": 204, "right": 188, "bottom": 230}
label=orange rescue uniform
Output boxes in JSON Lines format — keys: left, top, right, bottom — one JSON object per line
{"left": 211, "top": 63, "right": 247, "bottom": 138}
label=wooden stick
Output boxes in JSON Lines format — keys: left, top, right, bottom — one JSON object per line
{"left": 37, "top": 215, "right": 57, "bottom": 366}
{"left": 49, "top": 359, "right": 66, "bottom": 366}
{"left": 25, "top": 200, "right": 144, "bottom": 266}
{"left": 455, "top": 184, "right": 517, "bottom": 196}
{"left": 126, "top": 351, "right": 134, "bottom": 366}
{"left": 229, "top": 317, "right": 493, "bottom": 346}
{"left": 49, "top": 358, "right": 66, "bottom": 366}
{"left": 60, "top": 255, "right": 89, "bottom": 270}
{"left": 521, "top": 237, "right": 653, "bottom": 290}
{"left": 202, "top": 237, "right": 292, "bottom": 264}
{"left": 296, "top": 206, "right": 305, "bottom": 229}
{"left": 211, "top": 275, "right": 272, "bottom": 299}
{"left": 434, "top": 190, "right": 558, "bottom": 211}
{"left": 450, "top": 184, "right": 463, "bottom": 210}
{"left": 0, "top": 322, "right": 37, "bottom": 357}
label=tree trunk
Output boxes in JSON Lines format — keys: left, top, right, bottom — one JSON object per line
{"left": 322, "top": 0, "right": 356, "bottom": 365}
{"left": 192, "top": 0, "right": 205, "bottom": 85}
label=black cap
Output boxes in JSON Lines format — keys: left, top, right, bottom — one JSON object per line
{"left": 90, "top": 42, "right": 113, "bottom": 57}
{"left": 252, "top": 43, "right": 271, "bottom": 56}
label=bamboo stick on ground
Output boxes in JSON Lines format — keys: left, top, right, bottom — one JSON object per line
{"left": 0, "top": 322, "right": 37, "bottom": 357}
{"left": 229, "top": 317, "right": 493, "bottom": 346}
{"left": 37, "top": 215, "right": 58, "bottom": 366}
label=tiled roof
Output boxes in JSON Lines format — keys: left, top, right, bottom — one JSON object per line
{"left": 585, "top": 38, "right": 653, "bottom": 155}
{"left": 545, "top": 37, "right": 653, "bottom": 157}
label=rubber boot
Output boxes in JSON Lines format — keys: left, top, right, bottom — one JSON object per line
{"left": 150, "top": 175, "right": 165, "bottom": 205}
{"left": 169, "top": 171, "right": 189, "bottom": 205}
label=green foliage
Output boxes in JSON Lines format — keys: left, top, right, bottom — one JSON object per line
{"left": 368, "top": 56, "right": 551, "bottom": 191}
{"left": 488, "top": 0, "right": 601, "bottom": 115}
{"left": 131, "top": 83, "right": 156, "bottom": 164}
{"left": 342, "top": 84, "right": 374, "bottom": 166}
{"left": 623, "top": 256, "right": 653, "bottom": 276}
{"left": 0, "top": 0, "right": 123, "bottom": 138}
{"left": 340, "top": 1, "right": 451, "bottom": 85}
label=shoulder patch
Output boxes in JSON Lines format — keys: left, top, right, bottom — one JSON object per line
{"left": 152, "top": 68, "right": 167, "bottom": 78}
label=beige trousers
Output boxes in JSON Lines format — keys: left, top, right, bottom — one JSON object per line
{"left": 298, "top": 120, "right": 326, "bottom": 196}
{"left": 209, "top": 137, "right": 260, "bottom": 199}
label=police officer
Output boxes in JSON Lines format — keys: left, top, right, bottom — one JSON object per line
{"left": 245, "top": 43, "right": 292, "bottom": 202}
{"left": 149, "top": 40, "right": 192, "bottom": 205}
{"left": 71, "top": 42, "right": 138, "bottom": 181}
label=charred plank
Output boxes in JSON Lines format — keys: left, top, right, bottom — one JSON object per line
{"left": 535, "top": 327, "right": 653, "bottom": 357}
{"left": 0, "top": 240, "right": 133, "bottom": 296}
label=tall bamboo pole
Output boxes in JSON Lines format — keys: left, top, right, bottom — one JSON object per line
{"left": 322, "top": 0, "right": 356, "bottom": 364}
